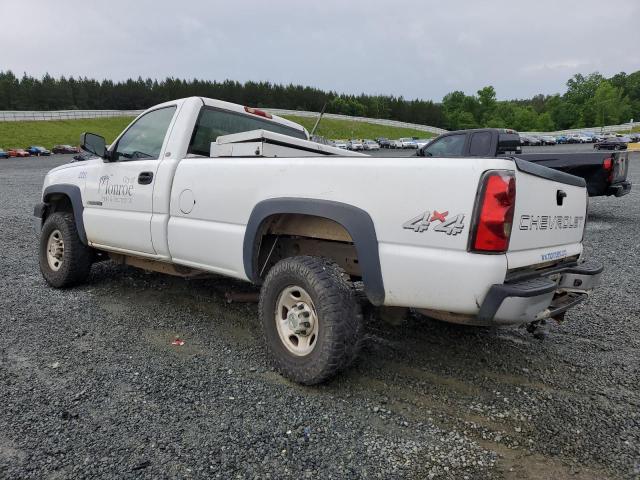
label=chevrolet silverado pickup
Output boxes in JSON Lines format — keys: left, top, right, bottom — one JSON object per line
{"left": 417, "top": 128, "right": 632, "bottom": 197}
{"left": 35, "top": 98, "right": 602, "bottom": 384}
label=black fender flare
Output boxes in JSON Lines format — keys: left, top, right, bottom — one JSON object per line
{"left": 243, "top": 198, "right": 385, "bottom": 306}
{"left": 40, "top": 184, "right": 87, "bottom": 245}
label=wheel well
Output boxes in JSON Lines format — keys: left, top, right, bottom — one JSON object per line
{"left": 44, "top": 193, "right": 73, "bottom": 216}
{"left": 254, "top": 213, "right": 361, "bottom": 280}
{"left": 41, "top": 184, "right": 88, "bottom": 245}
{"left": 244, "top": 198, "right": 385, "bottom": 306}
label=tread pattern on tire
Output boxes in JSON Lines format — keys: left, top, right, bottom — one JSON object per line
{"left": 259, "top": 255, "right": 363, "bottom": 385}
{"left": 39, "top": 212, "right": 92, "bottom": 288}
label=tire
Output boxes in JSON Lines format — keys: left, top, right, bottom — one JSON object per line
{"left": 39, "top": 212, "right": 92, "bottom": 288}
{"left": 259, "top": 256, "right": 363, "bottom": 385}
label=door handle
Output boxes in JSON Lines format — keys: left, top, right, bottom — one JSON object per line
{"left": 138, "top": 172, "right": 153, "bottom": 185}
{"left": 556, "top": 189, "right": 567, "bottom": 206}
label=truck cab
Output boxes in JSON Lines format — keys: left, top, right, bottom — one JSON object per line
{"left": 68, "top": 98, "right": 310, "bottom": 255}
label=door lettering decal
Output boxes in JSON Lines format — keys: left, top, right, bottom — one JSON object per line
{"left": 98, "top": 175, "right": 135, "bottom": 204}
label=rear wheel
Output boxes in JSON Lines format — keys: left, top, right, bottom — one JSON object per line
{"left": 39, "top": 212, "right": 92, "bottom": 288}
{"left": 259, "top": 256, "right": 363, "bottom": 385}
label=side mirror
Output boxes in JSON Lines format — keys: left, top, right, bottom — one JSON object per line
{"left": 80, "top": 132, "right": 107, "bottom": 159}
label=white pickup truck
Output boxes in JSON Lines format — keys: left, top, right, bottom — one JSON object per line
{"left": 35, "top": 97, "right": 602, "bottom": 384}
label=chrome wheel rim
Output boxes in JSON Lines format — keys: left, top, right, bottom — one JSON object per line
{"left": 275, "top": 285, "right": 319, "bottom": 357}
{"left": 46, "top": 229, "right": 64, "bottom": 271}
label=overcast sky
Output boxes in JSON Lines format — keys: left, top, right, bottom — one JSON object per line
{"left": 4, "top": 0, "right": 639, "bottom": 102}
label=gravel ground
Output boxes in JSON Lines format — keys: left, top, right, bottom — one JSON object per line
{"left": 0, "top": 152, "right": 638, "bottom": 479}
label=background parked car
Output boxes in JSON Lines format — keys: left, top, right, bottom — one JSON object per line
{"left": 555, "top": 135, "right": 569, "bottom": 144}
{"left": 399, "top": 137, "right": 417, "bottom": 149}
{"left": 8, "top": 148, "right": 30, "bottom": 157}
{"left": 332, "top": 140, "right": 348, "bottom": 150}
{"left": 628, "top": 133, "right": 640, "bottom": 143}
{"left": 0, "top": 148, "right": 9, "bottom": 159}
{"left": 594, "top": 137, "right": 628, "bottom": 150}
{"left": 52, "top": 144, "right": 80, "bottom": 154}
{"left": 26, "top": 146, "right": 51, "bottom": 156}
{"left": 414, "top": 138, "right": 432, "bottom": 149}
{"left": 528, "top": 135, "right": 542, "bottom": 146}
{"left": 389, "top": 139, "right": 402, "bottom": 149}
{"left": 347, "top": 139, "right": 363, "bottom": 151}
{"left": 376, "top": 137, "right": 391, "bottom": 148}
{"left": 362, "top": 139, "right": 380, "bottom": 150}
{"left": 568, "top": 133, "right": 591, "bottom": 143}
{"left": 520, "top": 135, "right": 541, "bottom": 146}
{"left": 540, "top": 135, "right": 557, "bottom": 145}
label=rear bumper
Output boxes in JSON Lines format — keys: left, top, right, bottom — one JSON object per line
{"left": 606, "top": 181, "right": 632, "bottom": 197}
{"left": 477, "top": 260, "right": 603, "bottom": 325}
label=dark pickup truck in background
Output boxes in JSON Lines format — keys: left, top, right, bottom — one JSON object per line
{"left": 417, "top": 128, "right": 632, "bottom": 197}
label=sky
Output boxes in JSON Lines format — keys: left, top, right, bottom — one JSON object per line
{"left": 3, "top": 0, "right": 639, "bottom": 102}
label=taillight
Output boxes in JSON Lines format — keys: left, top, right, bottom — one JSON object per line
{"left": 602, "top": 157, "right": 613, "bottom": 182}
{"left": 244, "top": 106, "right": 273, "bottom": 119}
{"left": 470, "top": 170, "right": 516, "bottom": 253}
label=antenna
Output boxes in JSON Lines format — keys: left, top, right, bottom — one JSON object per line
{"left": 310, "top": 102, "right": 327, "bottom": 137}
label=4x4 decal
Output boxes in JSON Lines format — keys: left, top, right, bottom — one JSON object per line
{"left": 403, "top": 210, "right": 465, "bottom": 235}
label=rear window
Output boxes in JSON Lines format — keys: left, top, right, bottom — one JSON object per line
{"left": 188, "top": 107, "right": 307, "bottom": 156}
{"left": 497, "top": 133, "right": 521, "bottom": 154}
{"left": 469, "top": 132, "right": 492, "bottom": 156}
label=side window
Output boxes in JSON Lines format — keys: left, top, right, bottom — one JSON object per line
{"left": 188, "top": 107, "right": 307, "bottom": 156}
{"left": 113, "top": 106, "right": 176, "bottom": 161}
{"left": 423, "top": 134, "right": 466, "bottom": 157}
{"left": 469, "top": 132, "right": 492, "bottom": 156}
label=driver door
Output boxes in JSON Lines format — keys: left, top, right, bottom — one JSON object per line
{"left": 83, "top": 106, "right": 176, "bottom": 255}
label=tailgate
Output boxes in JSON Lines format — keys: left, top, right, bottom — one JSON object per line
{"left": 507, "top": 159, "right": 587, "bottom": 265}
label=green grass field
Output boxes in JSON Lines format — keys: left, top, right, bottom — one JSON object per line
{"left": 0, "top": 115, "right": 433, "bottom": 150}
{"left": 0, "top": 117, "right": 135, "bottom": 150}
{"left": 282, "top": 115, "right": 434, "bottom": 140}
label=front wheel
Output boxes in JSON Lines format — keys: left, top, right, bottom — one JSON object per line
{"left": 39, "top": 212, "right": 92, "bottom": 288}
{"left": 259, "top": 256, "right": 363, "bottom": 385}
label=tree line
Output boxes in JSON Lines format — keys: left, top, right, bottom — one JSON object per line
{"left": 0, "top": 70, "right": 637, "bottom": 131}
